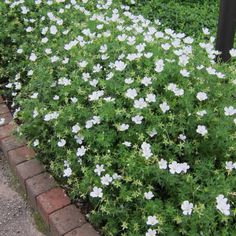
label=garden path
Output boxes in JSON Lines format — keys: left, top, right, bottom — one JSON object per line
{"left": 0, "top": 152, "right": 45, "bottom": 236}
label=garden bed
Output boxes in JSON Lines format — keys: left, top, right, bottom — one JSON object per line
{"left": 0, "top": 1, "right": 236, "bottom": 235}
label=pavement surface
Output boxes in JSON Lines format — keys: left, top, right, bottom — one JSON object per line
{"left": 0, "top": 152, "right": 46, "bottom": 236}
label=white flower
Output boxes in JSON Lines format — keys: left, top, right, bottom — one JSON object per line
{"left": 216, "top": 194, "right": 230, "bottom": 216}
{"left": 72, "top": 124, "right": 81, "bottom": 133}
{"left": 146, "top": 216, "right": 159, "bottom": 226}
{"left": 132, "top": 115, "right": 143, "bottom": 124}
{"left": 181, "top": 201, "right": 194, "bottom": 215}
{"left": 159, "top": 159, "right": 168, "bottom": 169}
{"left": 148, "top": 128, "right": 157, "bottom": 138}
{"left": 141, "top": 77, "right": 152, "bottom": 86}
{"left": 144, "top": 191, "right": 154, "bottom": 200}
{"left": 196, "top": 110, "right": 207, "bottom": 117}
{"left": 123, "top": 141, "right": 132, "bottom": 147}
{"left": 196, "top": 125, "right": 208, "bottom": 136}
{"left": 196, "top": 92, "right": 208, "bottom": 101}
{"left": 58, "top": 77, "right": 71, "bottom": 86}
{"left": 225, "top": 161, "right": 235, "bottom": 171}
{"left": 0, "top": 118, "right": 5, "bottom": 125}
{"left": 169, "top": 161, "right": 190, "bottom": 174}
{"left": 178, "top": 134, "right": 186, "bottom": 141}
{"left": 101, "top": 174, "right": 113, "bottom": 186}
{"left": 88, "top": 90, "right": 104, "bottom": 101}
{"left": 155, "top": 59, "right": 164, "bottom": 73}
{"left": 180, "top": 69, "right": 190, "bottom": 77}
{"left": 94, "top": 164, "right": 105, "bottom": 176}
{"left": 29, "top": 53, "right": 37, "bottom": 62}
{"left": 76, "top": 146, "right": 87, "bottom": 157}
{"left": 202, "top": 28, "right": 210, "bottom": 35}
{"left": 229, "top": 48, "right": 236, "bottom": 57}
{"left": 146, "top": 229, "right": 156, "bottom": 236}
{"left": 44, "top": 111, "right": 59, "bottom": 121}
{"left": 141, "top": 142, "right": 153, "bottom": 159}
{"left": 134, "top": 98, "right": 148, "bottom": 109}
{"left": 63, "top": 167, "right": 72, "bottom": 177}
{"left": 125, "top": 78, "right": 134, "bottom": 84}
{"left": 118, "top": 124, "right": 129, "bottom": 131}
{"left": 160, "top": 102, "right": 170, "bottom": 113}
{"left": 146, "top": 93, "right": 156, "bottom": 103}
{"left": 50, "top": 25, "right": 58, "bottom": 35}
{"left": 224, "top": 106, "right": 236, "bottom": 116}
{"left": 57, "top": 139, "right": 66, "bottom": 147}
{"left": 90, "top": 187, "right": 103, "bottom": 198}
{"left": 33, "top": 139, "right": 39, "bottom": 147}
{"left": 125, "top": 88, "right": 137, "bottom": 100}
{"left": 114, "top": 60, "right": 126, "bottom": 71}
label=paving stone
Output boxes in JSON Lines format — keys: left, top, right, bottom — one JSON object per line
{"left": 15, "top": 159, "right": 45, "bottom": 190}
{"left": 7, "top": 146, "right": 35, "bottom": 169}
{"left": 36, "top": 187, "right": 71, "bottom": 224}
{"left": 0, "top": 136, "right": 25, "bottom": 156}
{"left": 0, "top": 124, "right": 16, "bottom": 139}
{"left": 26, "top": 172, "right": 57, "bottom": 208}
{"left": 0, "top": 112, "right": 13, "bottom": 127}
{"left": 65, "top": 223, "right": 100, "bottom": 236}
{"left": 49, "top": 205, "right": 86, "bottom": 236}
{"left": 0, "top": 104, "right": 9, "bottom": 115}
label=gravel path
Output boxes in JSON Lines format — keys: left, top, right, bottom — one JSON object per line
{"left": 0, "top": 152, "right": 46, "bottom": 236}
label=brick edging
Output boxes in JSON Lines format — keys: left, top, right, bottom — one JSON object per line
{"left": 0, "top": 96, "right": 100, "bottom": 236}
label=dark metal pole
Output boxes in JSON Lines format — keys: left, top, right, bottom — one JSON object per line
{"left": 216, "top": 0, "right": 236, "bottom": 62}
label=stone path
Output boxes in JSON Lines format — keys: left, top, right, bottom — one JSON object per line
{"left": 0, "top": 152, "right": 46, "bottom": 236}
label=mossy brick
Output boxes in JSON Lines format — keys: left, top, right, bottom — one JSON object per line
{"left": 65, "top": 223, "right": 100, "bottom": 236}
{"left": 15, "top": 159, "right": 45, "bottom": 190}
{"left": 36, "top": 187, "right": 71, "bottom": 224}
{"left": 0, "top": 124, "right": 16, "bottom": 139}
{"left": 0, "top": 104, "right": 9, "bottom": 115}
{"left": 49, "top": 205, "right": 86, "bottom": 236}
{"left": 7, "top": 146, "right": 35, "bottom": 169}
{"left": 0, "top": 112, "right": 13, "bottom": 126}
{"left": 0, "top": 136, "right": 25, "bottom": 156}
{"left": 26, "top": 172, "right": 57, "bottom": 208}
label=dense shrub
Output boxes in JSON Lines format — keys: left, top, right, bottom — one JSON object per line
{"left": 1, "top": 1, "right": 236, "bottom": 236}
{"left": 128, "top": 0, "right": 219, "bottom": 36}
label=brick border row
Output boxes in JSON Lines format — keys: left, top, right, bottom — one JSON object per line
{"left": 0, "top": 96, "right": 100, "bottom": 236}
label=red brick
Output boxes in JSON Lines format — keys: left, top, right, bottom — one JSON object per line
{"left": 26, "top": 172, "right": 57, "bottom": 208}
{"left": 0, "top": 104, "right": 9, "bottom": 115}
{"left": 49, "top": 205, "right": 86, "bottom": 236}
{"left": 36, "top": 187, "right": 71, "bottom": 224}
{"left": 7, "top": 146, "right": 35, "bottom": 168}
{"left": 0, "top": 112, "right": 13, "bottom": 127}
{"left": 0, "top": 123, "right": 16, "bottom": 139}
{"left": 0, "top": 136, "right": 25, "bottom": 156}
{"left": 65, "top": 224, "right": 100, "bottom": 236}
{"left": 15, "top": 159, "right": 45, "bottom": 190}
{"left": 0, "top": 96, "right": 3, "bottom": 104}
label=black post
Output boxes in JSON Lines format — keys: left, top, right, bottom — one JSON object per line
{"left": 216, "top": 0, "right": 236, "bottom": 62}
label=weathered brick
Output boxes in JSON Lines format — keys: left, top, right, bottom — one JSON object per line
{"left": 36, "top": 187, "right": 71, "bottom": 224}
{"left": 65, "top": 224, "right": 100, "bottom": 236}
{"left": 0, "top": 136, "right": 25, "bottom": 156}
{"left": 0, "top": 123, "right": 16, "bottom": 139}
{"left": 0, "top": 104, "right": 9, "bottom": 115}
{"left": 0, "top": 112, "right": 13, "bottom": 127}
{"left": 15, "top": 159, "right": 45, "bottom": 190}
{"left": 26, "top": 172, "right": 57, "bottom": 208}
{"left": 49, "top": 205, "right": 86, "bottom": 236}
{"left": 7, "top": 146, "right": 35, "bottom": 169}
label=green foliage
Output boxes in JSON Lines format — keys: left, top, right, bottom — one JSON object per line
{"left": 1, "top": 1, "right": 236, "bottom": 236}
{"left": 129, "top": 0, "right": 219, "bottom": 36}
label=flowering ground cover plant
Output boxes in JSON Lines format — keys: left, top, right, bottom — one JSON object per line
{"left": 1, "top": 0, "right": 236, "bottom": 235}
